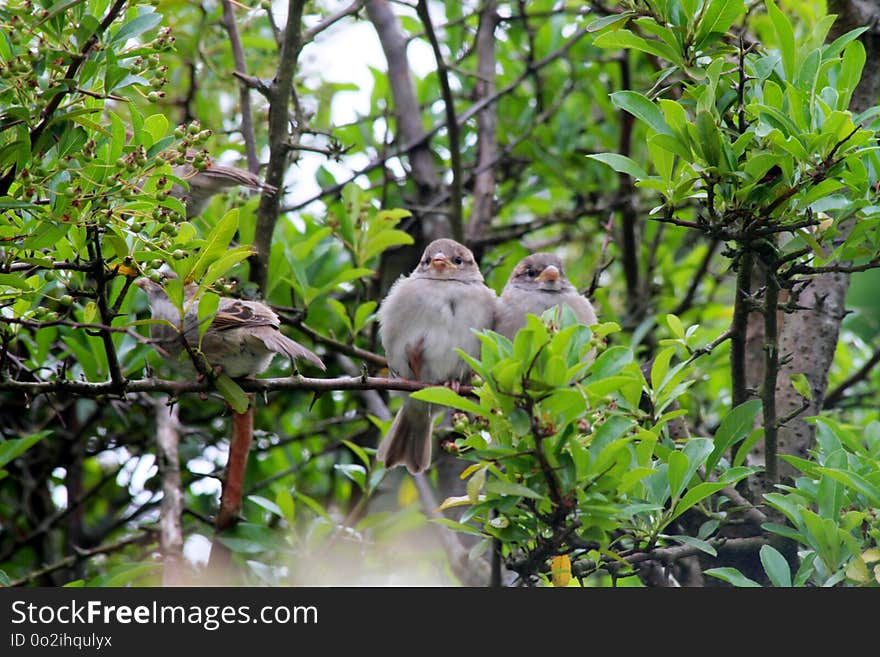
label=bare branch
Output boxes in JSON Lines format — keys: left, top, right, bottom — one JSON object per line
{"left": 221, "top": 0, "right": 259, "bottom": 173}
{"left": 0, "top": 374, "right": 471, "bottom": 396}
{"left": 416, "top": 0, "right": 464, "bottom": 242}
{"left": 280, "top": 20, "right": 592, "bottom": 214}
{"left": 823, "top": 345, "right": 880, "bottom": 408}
{"left": 304, "top": 0, "right": 368, "bottom": 42}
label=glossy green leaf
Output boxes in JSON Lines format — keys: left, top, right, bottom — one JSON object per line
{"left": 704, "top": 567, "right": 762, "bottom": 587}
{"left": 760, "top": 544, "right": 792, "bottom": 587}
{"left": 610, "top": 91, "right": 672, "bottom": 135}
{"left": 410, "top": 386, "right": 484, "bottom": 416}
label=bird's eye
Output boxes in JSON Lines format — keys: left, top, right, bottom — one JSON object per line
{"left": 526, "top": 267, "right": 536, "bottom": 277}
{"left": 453, "top": 256, "right": 464, "bottom": 265}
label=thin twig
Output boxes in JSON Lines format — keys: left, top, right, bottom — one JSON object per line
{"left": 823, "top": 345, "right": 880, "bottom": 408}
{"left": 9, "top": 532, "right": 156, "bottom": 587}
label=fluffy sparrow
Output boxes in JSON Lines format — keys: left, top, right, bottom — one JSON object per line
{"left": 166, "top": 150, "right": 277, "bottom": 219}
{"left": 377, "top": 239, "right": 496, "bottom": 474}
{"left": 494, "top": 253, "right": 597, "bottom": 340}
{"left": 136, "top": 276, "right": 324, "bottom": 377}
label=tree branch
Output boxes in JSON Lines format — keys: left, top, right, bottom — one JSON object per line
{"left": 416, "top": 0, "right": 464, "bottom": 242}
{"left": 730, "top": 251, "right": 754, "bottom": 407}
{"left": 250, "top": 0, "right": 307, "bottom": 293}
{"left": 280, "top": 20, "right": 592, "bottom": 214}
{"left": 0, "top": 374, "right": 470, "bottom": 396}
{"left": 221, "top": 0, "right": 259, "bottom": 173}
{"left": 762, "top": 268, "right": 780, "bottom": 486}
{"left": 823, "top": 345, "right": 880, "bottom": 408}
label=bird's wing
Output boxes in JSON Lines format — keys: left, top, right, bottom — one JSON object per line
{"left": 211, "top": 298, "right": 279, "bottom": 331}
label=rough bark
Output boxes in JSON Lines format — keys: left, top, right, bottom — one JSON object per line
{"left": 745, "top": 0, "right": 880, "bottom": 485}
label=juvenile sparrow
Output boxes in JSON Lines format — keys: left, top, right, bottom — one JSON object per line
{"left": 377, "top": 238, "right": 496, "bottom": 474}
{"left": 136, "top": 276, "right": 324, "bottom": 377}
{"left": 494, "top": 253, "right": 597, "bottom": 340}
{"left": 166, "top": 151, "right": 277, "bottom": 219}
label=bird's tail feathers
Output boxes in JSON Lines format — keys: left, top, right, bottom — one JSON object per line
{"left": 377, "top": 398, "right": 433, "bottom": 474}
{"left": 198, "top": 165, "right": 278, "bottom": 195}
{"left": 259, "top": 331, "right": 325, "bottom": 371}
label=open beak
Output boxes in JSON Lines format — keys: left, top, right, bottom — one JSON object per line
{"left": 536, "top": 265, "right": 560, "bottom": 283}
{"left": 430, "top": 252, "right": 451, "bottom": 272}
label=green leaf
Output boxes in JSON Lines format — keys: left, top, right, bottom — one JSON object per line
{"left": 466, "top": 467, "right": 487, "bottom": 503}
{"left": 760, "top": 544, "right": 792, "bottom": 587}
{"left": 695, "top": 111, "right": 722, "bottom": 167}
{"left": 410, "top": 386, "right": 484, "bottom": 416}
{"left": 361, "top": 230, "right": 414, "bottom": 264}
{"left": 585, "top": 12, "right": 635, "bottom": 32}
{"left": 594, "top": 30, "right": 682, "bottom": 67}
{"left": 214, "top": 374, "right": 250, "bottom": 414}
{"left": 197, "top": 292, "right": 219, "bottom": 342}
{"left": 275, "top": 489, "right": 295, "bottom": 523}
{"left": 342, "top": 440, "right": 371, "bottom": 469}
{"left": 0, "top": 274, "right": 33, "bottom": 291}
{"left": 143, "top": 113, "right": 169, "bottom": 144}
{"left": 111, "top": 12, "right": 163, "bottom": 44}
{"left": 485, "top": 481, "right": 544, "bottom": 500}
{"left": 202, "top": 247, "right": 256, "bottom": 288}
{"left": 704, "top": 567, "right": 762, "bottom": 587}
{"left": 586, "top": 153, "right": 648, "bottom": 179}
{"left": 587, "top": 346, "right": 633, "bottom": 379}
{"left": 666, "top": 314, "right": 684, "bottom": 339}
{"left": 353, "top": 301, "right": 378, "bottom": 333}
{"left": 695, "top": 0, "right": 745, "bottom": 46}
{"left": 733, "top": 428, "right": 764, "bottom": 468}
{"left": 766, "top": 0, "right": 796, "bottom": 82}
{"left": 814, "top": 466, "right": 880, "bottom": 506}
{"left": 707, "top": 399, "right": 762, "bottom": 474}
{"left": 430, "top": 517, "right": 485, "bottom": 537}
{"left": 293, "top": 491, "right": 332, "bottom": 521}
{"left": 334, "top": 463, "right": 366, "bottom": 490}
{"left": 610, "top": 91, "right": 672, "bottom": 135}
{"left": 789, "top": 373, "right": 812, "bottom": 400}
{"left": 189, "top": 209, "right": 240, "bottom": 283}
{"left": 82, "top": 301, "right": 98, "bottom": 324}
{"left": 650, "top": 346, "right": 676, "bottom": 392}
{"left": 671, "top": 482, "right": 727, "bottom": 520}
{"left": 667, "top": 450, "right": 690, "bottom": 501}
{"left": 668, "top": 534, "right": 717, "bottom": 557}
{"left": 0, "top": 432, "right": 50, "bottom": 470}
{"left": 247, "top": 495, "right": 283, "bottom": 518}
{"left": 90, "top": 562, "right": 160, "bottom": 587}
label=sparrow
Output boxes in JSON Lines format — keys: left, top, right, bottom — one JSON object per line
{"left": 377, "top": 238, "right": 496, "bottom": 474}
{"left": 494, "top": 253, "right": 597, "bottom": 340}
{"left": 136, "top": 276, "right": 324, "bottom": 378}
{"left": 166, "top": 150, "right": 277, "bottom": 219}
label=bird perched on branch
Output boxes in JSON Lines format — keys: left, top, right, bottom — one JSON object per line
{"left": 136, "top": 275, "right": 324, "bottom": 378}
{"left": 166, "top": 150, "right": 277, "bottom": 219}
{"left": 377, "top": 238, "right": 496, "bottom": 474}
{"left": 494, "top": 253, "right": 597, "bottom": 340}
